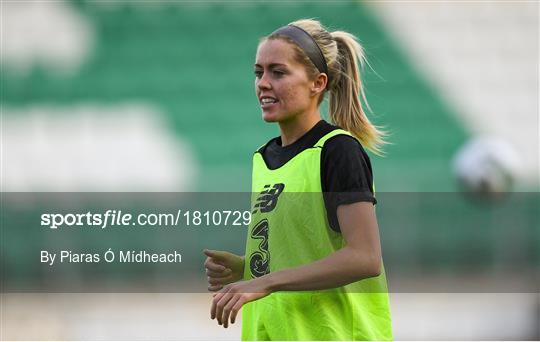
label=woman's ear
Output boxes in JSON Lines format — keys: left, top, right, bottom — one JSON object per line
{"left": 311, "top": 73, "right": 328, "bottom": 97}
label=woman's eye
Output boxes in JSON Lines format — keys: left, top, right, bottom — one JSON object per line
{"left": 254, "top": 70, "right": 285, "bottom": 78}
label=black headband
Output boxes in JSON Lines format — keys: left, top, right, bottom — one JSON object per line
{"left": 271, "top": 25, "right": 330, "bottom": 83}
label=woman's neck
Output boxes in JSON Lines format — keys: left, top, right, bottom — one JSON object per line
{"left": 278, "top": 111, "right": 321, "bottom": 147}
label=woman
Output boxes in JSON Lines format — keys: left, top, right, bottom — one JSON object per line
{"left": 204, "top": 19, "right": 392, "bottom": 340}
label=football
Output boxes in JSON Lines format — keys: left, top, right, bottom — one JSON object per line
{"left": 452, "top": 137, "right": 520, "bottom": 198}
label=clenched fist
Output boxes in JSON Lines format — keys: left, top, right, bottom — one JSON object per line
{"left": 203, "top": 249, "right": 245, "bottom": 291}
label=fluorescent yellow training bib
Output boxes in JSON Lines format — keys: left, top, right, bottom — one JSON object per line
{"left": 242, "top": 129, "right": 393, "bottom": 341}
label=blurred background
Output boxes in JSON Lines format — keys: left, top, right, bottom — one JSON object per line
{"left": 1, "top": 0, "right": 538, "bottom": 340}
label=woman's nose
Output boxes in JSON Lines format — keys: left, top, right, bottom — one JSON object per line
{"left": 257, "top": 73, "right": 271, "bottom": 90}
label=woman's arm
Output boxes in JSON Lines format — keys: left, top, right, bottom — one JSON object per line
{"left": 265, "top": 201, "right": 381, "bottom": 291}
{"left": 211, "top": 201, "right": 382, "bottom": 328}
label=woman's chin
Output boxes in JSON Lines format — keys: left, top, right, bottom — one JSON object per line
{"left": 262, "top": 111, "right": 280, "bottom": 123}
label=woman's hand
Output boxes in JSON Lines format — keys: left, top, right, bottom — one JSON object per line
{"left": 210, "top": 278, "right": 271, "bottom": 328}
{"left": 203, "top": 249, "right": 245, "bottom": 291}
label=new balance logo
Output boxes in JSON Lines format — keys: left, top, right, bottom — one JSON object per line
{"left": 252, "top": 183, "right": 285, "bottom": 214}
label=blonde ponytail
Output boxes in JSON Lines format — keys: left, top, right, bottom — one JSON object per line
{"left": 329, "top": 31, "right": 385, "bottom": 155}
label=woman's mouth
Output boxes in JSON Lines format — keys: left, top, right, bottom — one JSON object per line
{"left": 260, "top": 96, "right": 279, "bottom": 109}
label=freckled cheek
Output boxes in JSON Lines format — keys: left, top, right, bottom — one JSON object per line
{"left": 281, "top": 87, "right": 302, "bottom": 107}
{"left": 284, "top": 90, "right": 309, "bottom": 109}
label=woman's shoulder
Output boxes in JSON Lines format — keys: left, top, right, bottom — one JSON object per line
{"left": 322, "top": 130, "right": 370, "bottom": 160}
{"left": 255, "top": 136, "right": 280, "bottom": 155}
